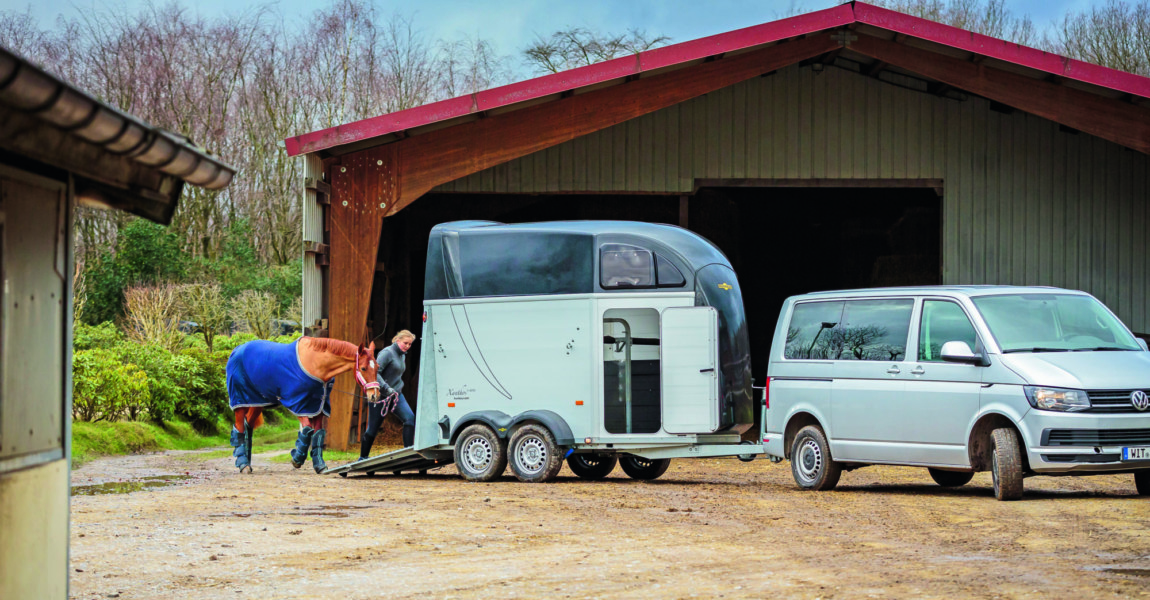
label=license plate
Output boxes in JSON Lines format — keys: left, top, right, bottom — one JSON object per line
{"left": 1122, "top": 447, "right": 1150, "bottom": 461}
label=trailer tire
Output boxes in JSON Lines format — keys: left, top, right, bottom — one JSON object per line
{"left": 567, "top": 454, "right": 618, "bottom": 480}
{"left": 508, "top": 424, "right": 563, "bottom": 483}
{"left": 454, "top": 424, "right": 507, "bottom": 482}
{"left": 928, "top": 468, "right": 974, "bottom": 487}
{"left": 619, "top": 456, "right": 671, "bottom": 481}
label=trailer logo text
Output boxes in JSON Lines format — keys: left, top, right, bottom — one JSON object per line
{"left": 448, "top": 386, "right": 477, "bottom": 400}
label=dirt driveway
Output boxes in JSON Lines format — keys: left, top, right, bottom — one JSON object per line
{"left": 70, "top": 448, "right": 1150, "bottom": 599}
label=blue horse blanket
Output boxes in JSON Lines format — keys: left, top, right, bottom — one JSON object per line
{"left": 227, "top": 339, "right": 333, "bottom": 417}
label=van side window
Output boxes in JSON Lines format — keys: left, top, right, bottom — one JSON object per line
{"left": 836, "top": 299, "right": 914, "bottom": 361}
{"left": 600, "top": 244, "right": 654, "bottom": 288}
{"left": 919, "top": 300, "right": 979, "bottom": 361}
{"left": 784, "top": 301, "right": 845, "bottom": 359}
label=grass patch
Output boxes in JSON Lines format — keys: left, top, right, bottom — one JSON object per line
{"left": 72, "top": 415, "right": 301, "bottom": 468}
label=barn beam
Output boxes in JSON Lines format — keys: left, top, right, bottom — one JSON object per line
{"left": 325, "top": 144, "right": 396, "bottom": 451}
{"left": 380, "top": 33, "right": 842, "bottom": 215}
{"left": 848, "top": 35, "right": 1150, "bottom": 155}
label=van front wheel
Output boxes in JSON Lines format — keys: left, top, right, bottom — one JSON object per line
{"left": 990, "top": 427, "right": 1024, "bottom": 501}
{"left": 790, "top": 425, "right": 841, "bottom": 491}
{"left": 1134, "top": 471, "right": 1150, "bottom": 495}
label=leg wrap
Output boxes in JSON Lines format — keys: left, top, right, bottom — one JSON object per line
{"left": 244, "top": 421, "right": 254, "bottom": 470}
{"left": 310, "top": 429, "right": 327, "bottom": 474}
{"left": 231, "top": 426, "right": 251, "bottom": 472}
{"left": 290, "top": 426, "right": 315, "bottom": 469}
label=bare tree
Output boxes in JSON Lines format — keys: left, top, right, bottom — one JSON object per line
{"left": 176, "top": 283, "right": 228, "bottom": 351}
{"left": 1050, "top": 0, "right": 1150, "bottom": 77}
{"left": 122, "top": 285, "right": 184, "bottom": 352}
{"left": 865, "top": 0, "right": 1037, "bottom": 45}
{"left": 230, "top": 290, "right": 280, "bottom": 339}
{"left": 522, "top": 27, "right": 671, "bottom": 75}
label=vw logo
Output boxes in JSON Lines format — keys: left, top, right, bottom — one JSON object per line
{"left": 1132, "top": 390, "right": 1150, "bottom": 412}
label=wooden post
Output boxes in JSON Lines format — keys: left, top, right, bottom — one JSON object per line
{"left": 326, "top": 144, "right": 397, "bottom": 450}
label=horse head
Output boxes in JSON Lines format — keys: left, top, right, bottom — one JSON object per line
{"left": 355, "top": 341, "right": 380, "bottom": 403}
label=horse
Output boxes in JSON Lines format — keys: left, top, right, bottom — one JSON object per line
{"left": 226, "top": 337, "right": 380, "bottom": 473}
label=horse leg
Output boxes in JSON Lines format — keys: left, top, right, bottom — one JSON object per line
{"left": 308, "top": 415, "right": 328, "bottom": 474}
{"left": 244, "top": 408, "right": 262, "bottom": 470}
{"left": 231, "top": 408, "right": 253, "bottom": 473}
{"left": 290, "top": 416, "right": 315, "bottom": 470}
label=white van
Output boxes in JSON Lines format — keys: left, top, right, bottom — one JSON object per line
{"left": 763, "top": 286, "right": 1150, "bottom": 500}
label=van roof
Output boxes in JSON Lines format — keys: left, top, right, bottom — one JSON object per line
{"left": 796, "top": 285, "right": 1089, "bottom": 299}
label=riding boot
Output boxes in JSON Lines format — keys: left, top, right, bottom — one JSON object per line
{"left": 402, "top": 424, "right": 415, "bottom": 448}
{"left": 290, "top": 426, "right": 315, "bottom": 469}
{"left": 359, "top": 431, "right": 377, "bottom": 461}
{"left": 310, "top": 429, "right": 327, "bottom": 474}
{"left": 231, "top": 426, "right": 251, "bottom": 473}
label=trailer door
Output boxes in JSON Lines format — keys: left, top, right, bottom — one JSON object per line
{"left": 661, "top": 307, "right": 719, "bottom": 434}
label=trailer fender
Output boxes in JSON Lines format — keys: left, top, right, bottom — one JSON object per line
{"left": 509, "top": 410, "right": 575, "bottom": 446}
{"left": 449, "top": 411, "right": 514, "bottom": 443}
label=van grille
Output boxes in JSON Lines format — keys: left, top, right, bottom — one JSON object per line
{"left": 1043, "top": 428, "right": 1150, "bottom": 446}
{"left": 1086, "top": 389, "right": 1150, "bottom": 413}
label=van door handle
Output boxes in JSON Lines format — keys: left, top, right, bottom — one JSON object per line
{"left": 911, "top": 366, "right": 926, "bottom": 375}
{"left": 886, "top": 366, "right": 901, "bottom": 374}
{"left": 699, "top": 368, "right": 715, "bottom": 373}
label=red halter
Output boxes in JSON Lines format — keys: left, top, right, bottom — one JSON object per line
{"left": 356, "top": 352, "right": 381, "bottom": 393}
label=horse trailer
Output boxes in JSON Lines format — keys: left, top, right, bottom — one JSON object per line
{"left": 330, "top": 220, "right": 761, "bottom": 481}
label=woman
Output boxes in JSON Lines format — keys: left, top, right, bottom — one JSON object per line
{"left": 359, "top": 330, "right": 417, "bottom": 458}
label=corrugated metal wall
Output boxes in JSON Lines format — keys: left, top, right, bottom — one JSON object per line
{"left": 436, "top": 64, "right": 1150, "bottom": 333}
{"left": 302, "top": 154, "right": 324, "bottom": 329}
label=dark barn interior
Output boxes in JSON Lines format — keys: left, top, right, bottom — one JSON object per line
{"left": 367, "top": 187, "right": 941, "bottom": 435}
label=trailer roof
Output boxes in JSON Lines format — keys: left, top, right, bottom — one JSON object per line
{"left": 285, "top": 1, "right": 1150, "bottom": 158}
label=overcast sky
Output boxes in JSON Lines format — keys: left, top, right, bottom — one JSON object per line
{"left": 16, "top": 0, "right": 1098, "bottom": 61}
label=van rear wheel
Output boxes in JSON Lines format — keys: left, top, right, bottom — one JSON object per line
{"left": 567, "top": 454, "right": 618, "bottom": 480}
{"left": 508, "top": 424, "right": 564, "bottom": 483}
{"left": 928, "top": 468, "right": 974, "bottom": 487}
{"left": 1135, "top": 471, "right": 1150, "bottom": 495}
{"left": 990, "top": 427, "right": 1024, "bottom": 501}
{"left": 454, "top": 424, "right": 507, "bottom": 482}
{"left": 790, "top": 425, "right": 841, "bottom": 491}
{"left": 619, "top": 456, "right": 671, "bottom": 480}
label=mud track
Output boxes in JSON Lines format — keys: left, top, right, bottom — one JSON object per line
{"left": 70, "top": 448, "right": 1150, "bottom": 599}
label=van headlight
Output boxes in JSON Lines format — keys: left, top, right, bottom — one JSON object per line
{"left": 1024, "top": 386, "right": 1091, "bottom": 412}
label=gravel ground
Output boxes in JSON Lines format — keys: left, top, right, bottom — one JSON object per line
{"left": 69, "top": 447, "right": 1150, "bottom": 599}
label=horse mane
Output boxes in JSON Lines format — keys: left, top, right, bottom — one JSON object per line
{"left": 301, "top": 337, "right": 360, "bottom": 359}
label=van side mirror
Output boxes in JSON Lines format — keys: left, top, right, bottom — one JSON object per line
{"left": 940, "top": 341, "right": 988, "bottom": 366}
{"left": 1137, "top": 338, "right": 1149, "bottom": 352}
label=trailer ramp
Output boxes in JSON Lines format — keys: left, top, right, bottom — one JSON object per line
{"left": 324, "top": 447, "right": 450, "bottom": 477}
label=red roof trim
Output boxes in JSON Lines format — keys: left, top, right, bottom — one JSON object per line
{"left": 285, "top": 1, "right": 1150, "bottom": 157}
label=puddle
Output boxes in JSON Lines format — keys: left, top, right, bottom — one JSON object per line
{"left": 1100, "top": 568, "right": 1150, "bottom": 578}
{"left": 71, "top": 475, "right": 192, "bottom": 496}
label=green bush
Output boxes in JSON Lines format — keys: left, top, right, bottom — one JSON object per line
{"left": 72, "top": 348, "right": 150, "bottom": 422}
{"left": 74, "top": 321, "right": 124, "bottom": 351}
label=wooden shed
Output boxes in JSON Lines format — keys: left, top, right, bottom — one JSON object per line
{"left": 0, "top": 46, "right": 233, "bottom": 599}
{"left": 285, "top": 2, "right": 1150, "bottom": 451}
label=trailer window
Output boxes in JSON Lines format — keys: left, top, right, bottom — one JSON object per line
{"left": 655, "top": 255, "right": 685, "bottom": 288}
{"left": 458, "top": 232, "right": 592, "bottom": 297}
{"left": 600, "top": 244, "right": 654, "bottom": 289}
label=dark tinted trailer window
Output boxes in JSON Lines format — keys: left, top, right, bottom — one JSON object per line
{"left": 600, "top": 244, "right": 654, "bottom": 288}
{"left": 655, "top": 254, "right": 686, "bottom": 287}
{"left": 836, "top": 299, "right": 914, "bottom": 361}
{"left": 459, "top": 232, "right": 593, "bottom": 297}
{"left": 784, "top": 301, "right": 846, "bottom": 359}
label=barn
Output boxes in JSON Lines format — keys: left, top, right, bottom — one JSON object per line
{"left": 284, "top": 2, "right": 1150, "bottom": 451}
{"left": 0, "top": 46, "right": 233, "bottom": 598}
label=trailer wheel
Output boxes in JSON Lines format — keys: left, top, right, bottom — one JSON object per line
{"left": 928, "top": 468, "right": 974, "bottom": 487}
{"left": 454, "top": 424, "right": 507, "bottom": 482}
{"left": 508, "top": 424, "right": 563, "bottom": 483}
{"left": 619, "top": 456, "right": 671, "bottom": 481}
{"left": 789, "top": 425, "right": 841, "bottom": 491}
{"left": 567, "top": 454, "right": 618, "bottom": 480}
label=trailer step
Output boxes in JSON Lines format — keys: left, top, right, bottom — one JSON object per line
{"left": 323, "top": 447, "right": 450, "bottom": 477}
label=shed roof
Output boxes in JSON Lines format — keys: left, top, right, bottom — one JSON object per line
{"left": 286, "top": 1, "right": 1150, "bottom": 158}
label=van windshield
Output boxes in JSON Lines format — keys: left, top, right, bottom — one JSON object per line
{"left": 971, "top": 294, "right": 1141, "bottom": 353}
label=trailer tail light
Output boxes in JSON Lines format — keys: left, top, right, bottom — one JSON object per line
{"left": 763, "top": 377, "right": 771, "bottom": 408}
{"left": 575, "top": 400, "right": 584, "bottom": 406}
{"left": 447, "top": 403, "right": 455, "bottom": 408}
{"left": 422, "top": 312, "right": 427, "bottom": 323}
